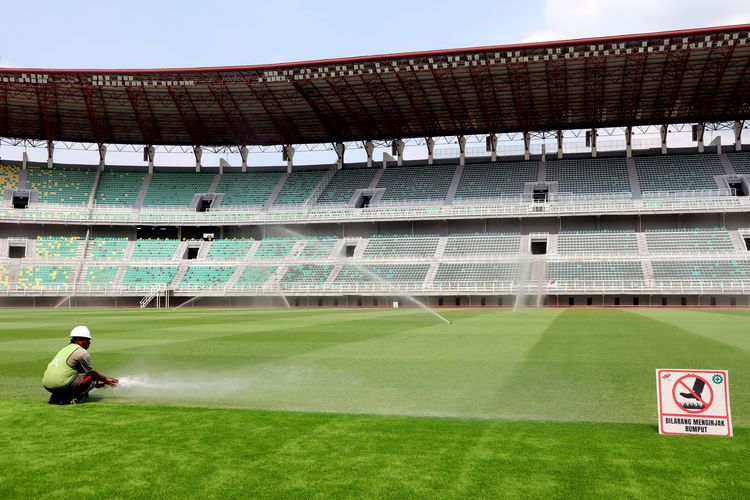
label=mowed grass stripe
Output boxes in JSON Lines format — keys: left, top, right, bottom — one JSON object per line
{"left": 498, "top": 309, "right": 750, "bottom": 425}
{"left": 0, "top": 401, "right": 747, "bottom": 499}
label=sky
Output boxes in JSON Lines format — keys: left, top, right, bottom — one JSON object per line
{"left": 1, "top": 0, "right": 749, "bottom": 166}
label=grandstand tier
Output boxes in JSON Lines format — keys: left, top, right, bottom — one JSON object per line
{"left": 95, "top": 171, "right": 145, "bottom": 207}
{"left": 143, "top": 173, "right": 215, "bottom": 207}
{"left": 377, "top": 165, "right": 455, "bottom": 203}
{"left": 216, "top": 172, "right": 282, "bottom": 207}
{"left": 26, "top": 168, "right": 96, "bottom": 205}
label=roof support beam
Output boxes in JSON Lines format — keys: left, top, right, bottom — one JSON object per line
{"left": 123, "top": 85, "right": 163, "bottom": 145}
{"left": 290, "top": 79, "right": 342, "bottom": 140}
{"left": 0, "top": 86, "right": 7, "bottom": 137}
{"left": 323, "top": 78, "right": 378, "bottom": 138}
{"left": 358, "top": 72, "right": 411, "bottom": 138}
{"left": 691, "top": 42, "right": 736, "bottom": 120}
{"left": 207, "top": 77, "right": 258, "bottom": 145}
{"left": 239, "top": 74, "right": 297, "bottom": 145}
{"left": 506, "top": 62, "right": 533, "bottom": 132}
{"left": 583, "top": 56, "right": 607, "bottom": 127}
{"left": 166, "top": 85, "right": 209, "bottom": 146}
{"left": 392, "top": 70, "right": 439, "bottom": 138}
{"left": 544, "top": 57, "right": 569, "bottom": 132}
{"left": 467, "top": 65, "right": 500, "bottom": 133}
{"left": 337, "top": 77, "right": 385, "bottom": 138}
{"left": 654, "top": 46, "right": 691, "bottom": 124}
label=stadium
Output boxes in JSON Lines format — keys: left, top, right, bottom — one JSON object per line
{"left": 1, "top": 15, "right": 749, "bottom": 499}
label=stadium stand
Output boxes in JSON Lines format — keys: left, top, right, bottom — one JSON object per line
{"left": 443, "top": 234, "right": 521, "bottom": 257}
{"left": 253, "top": 238, "right": 296, "bottom": 259}
{"left": 178, "top": 266, "right": 237, "bottom": 288}
{"left": 455, "top": 162, "right": 537, "bottom": 200}
{"left": 297, "top": 237, "right": 338, "bottom": 258}
{"left": 35, "top": 236, "right": 81, "bottom": 259}
{"left": 206, "top": 239, "right": 254, "bottom": 260}
{"left": 435, "top": 263, "right": 520, "bottom": 282}
{"left": 0, "top": 265, "right": 7, "bottom": 289}
{"left": 362, "top": 235, "right": 439, "bottom": 258}
{"left": 546, "top": 262, "right": 644, "bottom": 283}
{"left": 17, "top": 265, "right": 75, "bottom": 290}
{"left": 95, "top": 171, "right": 145, "bottom": 207}
{"left": 652, "top": 260, "right": 750, "bottom": 281}
{"left": 79, "top": 266, "right": 118, "bottom": 288}
{"left": 131, "top": 240, "right": 180, "bottom": 260}
{"left": 273, "top": 170, "right": 325, "bottom": 205}
{"left": 0, "top": 164, "right": 19, "bottom": 191}
{"left": 87, "top": 238, "right": 130, "bottom": 261}
{"left": 121, "top": 266, "right": 179, "bottom": 287}
{"left": 216, "top": 172, "right": 282, "bottom": 207}
{"left": 645, "top": 229, "right": 736, "bottom": 254}
{"left": 635, "top": 154, "right": 724, "bottom": 193}
{"left": 234, "top": 265, "right": 277, "bottom": 286}
{"left": 545, "top": 158, "right": 630, "bottom": 194}
{"left": 556, "top": 231, "right": 639, "bottom": 255}
{"left": 376, "top": 165, "right": 456, "bottom": 203}
{"left": 726, "top": 151, "right": 750, "bottom": 175}
{"left": 143, "top": 172, "right": 215, "bottom": 207}
{"left": 26, "top": 168, "right": 96, "bottom": 205}
{"left": 317, "top": 168, "right": 378, "bottom": 205}
{"left": 281, "top": 265, "right": 333, "bottom": 285}
{"left": 334, "top": 264, "right": 431, "bottom": 283}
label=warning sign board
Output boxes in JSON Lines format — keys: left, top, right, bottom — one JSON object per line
{"left": 656, "top": 369, "right": 732, "bottom": 437}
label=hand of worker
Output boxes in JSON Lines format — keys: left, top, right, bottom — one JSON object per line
{"left": 105, "top": 377, "right": 119, "bottom": 388}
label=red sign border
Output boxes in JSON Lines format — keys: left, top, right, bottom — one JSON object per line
{"left": 656, "top": 369, "right": 733, "bottom": 437}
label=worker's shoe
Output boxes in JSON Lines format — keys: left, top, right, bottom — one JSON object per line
{"left": 48, "top": 394, "right": 73, "bottom": 405}
{"left": 73, "top": 393, "right": 89, "bottom": 405}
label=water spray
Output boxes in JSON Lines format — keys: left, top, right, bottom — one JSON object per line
{"left": 275, "top": 226, "right": 451, "bottom": 324}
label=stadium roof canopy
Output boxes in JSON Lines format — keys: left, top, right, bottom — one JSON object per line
{"left": 1, "top": 25, "right": 750, "bottom": 147}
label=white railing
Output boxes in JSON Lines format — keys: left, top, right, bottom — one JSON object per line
{"left": 2, "top": 194, "right": 749, "bottom": 226}
{"left": 5, "top": 279, "right": 750, "bottom": 297}
{"left": 642, "top": 189, "right": 733, "bottom": 199}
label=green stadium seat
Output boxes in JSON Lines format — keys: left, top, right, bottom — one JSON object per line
{"left": 178, "top": 266, "right": 237, "bottom": 288}
{"left": 273, "top": 171, "right": 325, "bottom": 205}
{"left": 216, "top": 172, "right": 282, "bottom": 207}
{"left": 143, "top": 172, "right": 215, "bottom": 207}
{"left": 87, "top": 238, "right": 129, "bottom": 261}
{"left": 35, "top": 236, "right": 81, "bottom": 259}
{"left": 131, "top": 240, "right": 180, "bottom": 260}
{"left": 27, "top": 167, "right": 96, "bottom": 205}
{"left": 17, "top": 266, "right": 75, "bottom": 290}
{"left": 122, "top": 266, "right": 179, "bottom": 287}
{"left": 95, "top": 171, "right": 145, "bottom": 207}
{"left": 234, "top": 266, "right": 277, "bottom": 286}
{"left": 206, "top": 239, "right": 254, "bottom": 260}
{"left": 80, "top": 266, "right": 118, "bottom": 288}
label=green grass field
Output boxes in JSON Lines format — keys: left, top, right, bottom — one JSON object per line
{"left": 0, "top": 307, "right": 748, "bottom": 498}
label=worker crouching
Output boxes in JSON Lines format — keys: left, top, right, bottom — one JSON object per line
{"left": 42, "top": 325, "right": 119, "bottom": 405}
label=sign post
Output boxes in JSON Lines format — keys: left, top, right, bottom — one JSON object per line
{"left": 656, "top": 369, "right": 732, "bottom": 437}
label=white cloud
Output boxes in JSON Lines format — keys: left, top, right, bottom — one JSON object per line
{"left": 524, "top": 0, "right": 750, "bottom": 42}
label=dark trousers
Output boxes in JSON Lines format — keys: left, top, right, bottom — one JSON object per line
{"left": 46, "top": 374, "right": 97, "bottom": 405}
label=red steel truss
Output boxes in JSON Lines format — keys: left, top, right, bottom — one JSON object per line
{"left": 1, "top": 25, "right": 749, "bottom": 147}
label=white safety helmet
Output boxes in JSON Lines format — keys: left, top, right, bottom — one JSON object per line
{"left": 70, "top": 325, "right": 92, "bottom": 339}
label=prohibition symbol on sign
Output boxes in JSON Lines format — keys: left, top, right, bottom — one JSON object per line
{"left": 671, "top": 374, "right": 713, "bottom": 413}
{"left": 656, "top": 368, "right": 733, "bottom": 437}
